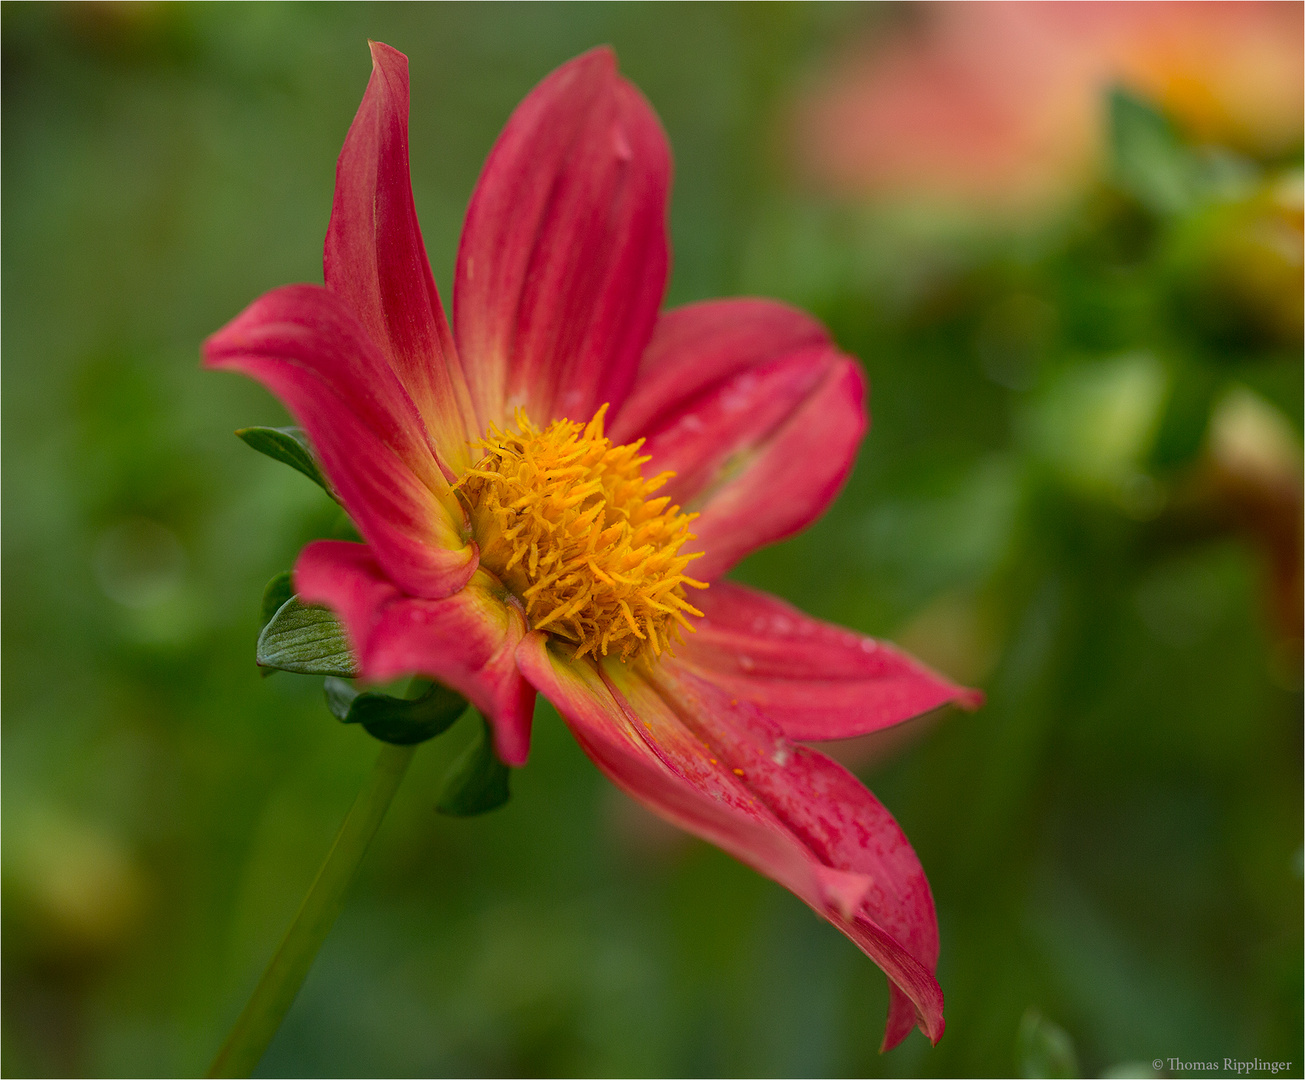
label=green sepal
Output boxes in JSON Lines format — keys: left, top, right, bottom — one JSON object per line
{"left": 259, "top": 571, "right": 295, "bottom": 629}
{"left": 235, "top": 426, "right": 336, "bottom": 500}
{"left": 323, "top": 677, "right": 468, "bottom": 746}
{"left": 436, "top": 714, "right": 511, "bottom": 816}
{"left": 256, "top": 596, "right": 359, "bottom": 677}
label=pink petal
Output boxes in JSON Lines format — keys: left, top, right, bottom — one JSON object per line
{"left": 454, "top": 47, "right": 670, "bottom": 428}
{"left": 295, "top": 540, "right": 535, "bottom": 765}
{"left": 611, "top": 300, "right": 868, "bottom": 580}
{"left": 325, "top": 42, "right": 480, "bottom": 473}
{"left": 678, "top": 581, "right": 982, "bottom": 741}
{"left": 516, "top": 633, "right": 945, "bottom": 1049}
{"left": 883, "top": 983, "right": 927, "bottom": 1056}
{"left": 610, "top": 298, "right": 831, "bottom": 440}
{"left": 204, "top": 285, "right": 476, "bottom": 600}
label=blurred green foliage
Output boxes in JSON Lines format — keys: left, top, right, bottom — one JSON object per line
{"left": 2, "top": 3, "right": 1300, "bottom": 1078}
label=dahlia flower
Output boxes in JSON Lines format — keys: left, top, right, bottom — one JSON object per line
{"left": 206, "top": 42, "right": 979, "bottom": 1049}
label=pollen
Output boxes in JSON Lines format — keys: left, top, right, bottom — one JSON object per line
{"left": 458, "top": 405, "right": 707, "bottom": 663}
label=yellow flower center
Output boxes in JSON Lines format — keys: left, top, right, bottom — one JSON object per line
{"left": 458, "top": 406, "right": 707, "bottom": 663}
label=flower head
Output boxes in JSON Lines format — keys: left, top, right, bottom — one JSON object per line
{"left": 459, "top": 405, "right": 706, "bottom": 662}
{"left": 205, "top": 42, "right": 979, "bottom": 1050}
{"left": 793, "top": 1, "right": 1303, "bottom": 211}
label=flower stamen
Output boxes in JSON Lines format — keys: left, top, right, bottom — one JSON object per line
{"left": 459, "top": 405, "right": 707, "bottom": 662}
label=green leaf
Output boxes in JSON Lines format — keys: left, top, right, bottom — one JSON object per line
{"left": 1017, "top": 1009, "right": 1080, "bottom": 1079}
{"left": 323, "top": 677, "right": 468, "bottom": 746}
{"left": 1108, "top": 87, "right": 1195, "bottom": 216}
{"left": 235, "top": 426, "right": 336, "bottom": 500}
{"left": 259, "top": 571, "right": 295, "bottom": 629}
{"left": 436, "top": 714, "right": 511, "bottom": 816}
{"left": 256, "top": 596, "right": 359, "bottom": 677}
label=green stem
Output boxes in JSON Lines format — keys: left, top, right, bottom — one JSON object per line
{"left": 206, "top": 741, "right": 417, "bottom": 1078}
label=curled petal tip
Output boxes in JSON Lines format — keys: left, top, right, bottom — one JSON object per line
{"left": 568, "top": 43, "right": 618, "bottom": 73}
{"left": 368, "top": 39, "right": 403, "bottom": 63}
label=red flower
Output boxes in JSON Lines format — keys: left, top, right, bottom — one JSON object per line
{"left": 205, "top": 43, "right": 980, "bottom": 1050}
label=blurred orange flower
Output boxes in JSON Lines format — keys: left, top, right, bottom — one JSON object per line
{"left": 793, "top": 1, "right": 1303, "bottom": 210}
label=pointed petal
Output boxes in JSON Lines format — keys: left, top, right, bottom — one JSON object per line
{"left": 612, "top": 300, "right": 868, "bottom": 580}
{"left": 454, "top": 47, "right": 670, "bottom": 428}
{"left": 883, "top": 983, "right": 926, "bottom": 1055}
{"left": 325, "top": 41, "right": 479, "bottom": 471}
{"left": 516, "top": 633, "right": 945, "bottom": 1048}
{"left": 295, "top": 541, "right": 535, "bottom": 765}
{"left": 205, "top": 285, "right": 476, "bottom": 599}
{"left": 678, "top": 581, "right": 982, "bottom": 741}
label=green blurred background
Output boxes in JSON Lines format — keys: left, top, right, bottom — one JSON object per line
{"left": 3, "top": 3, "right": 1301, "bottom": 1077}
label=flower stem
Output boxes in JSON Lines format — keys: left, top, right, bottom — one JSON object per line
{"left": 205, "top": 741, "right": 417, "bottom": 1078}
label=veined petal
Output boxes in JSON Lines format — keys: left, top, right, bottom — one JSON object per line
{"left": 205, "top": 285, "right": 476, "bottom": 600}
{"left": 612, "top": 300, "right": 868, "bottom": 580}
{"left": 678, "top": 581, "right": 982, "bottom": 741}
{"left": 516, "top": 632, "right": 945, "bottom": 1049}
{"left": 454, "top": 47, "right": 670, "bottom": 429}
{"left": 295, "top": 541, "right": 535, "bottom": 765}
{"left": 325, "top": 42, "right": 479, "bottom": 473}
